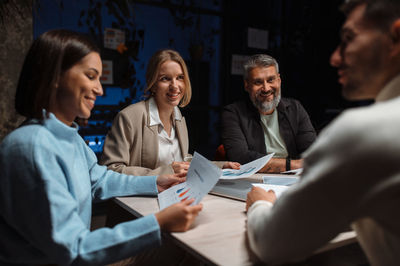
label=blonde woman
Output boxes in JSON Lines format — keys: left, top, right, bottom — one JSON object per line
{"left": 101, "top": 49, "right": 239, "bottom": 175}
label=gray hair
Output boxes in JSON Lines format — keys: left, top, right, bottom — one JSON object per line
{"left": 243, "top": 54, "right": 279, "bottom": 80}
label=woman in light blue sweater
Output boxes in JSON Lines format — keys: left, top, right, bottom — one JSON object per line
{"left": 0, "top": 29, "right": 202, "bottom": 265}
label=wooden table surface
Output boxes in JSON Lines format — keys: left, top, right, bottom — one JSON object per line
{"left": 115, "top": 191, "right": 357, "bottom": 266}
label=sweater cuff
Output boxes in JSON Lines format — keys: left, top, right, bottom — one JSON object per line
{"left": 247, "top": 200, "right": 274, "bottom": 218}
{"left": 247, "top": 200, "right": 274, "bottom": 263}
{"left": 248, "top": 200, "right": 273, "bottom": 216}
{"left": 133, "top": 175, "right": 159, "bottom": 195}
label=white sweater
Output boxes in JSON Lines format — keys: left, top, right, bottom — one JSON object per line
{"left": 247, "top": 75, "right": 400, "bottom": 266}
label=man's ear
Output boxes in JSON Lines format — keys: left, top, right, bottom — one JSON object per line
{"left": 390, "top": 19, "right": 400, "bottom": 56}
{"left": 244, "top": 79, "right": 249, "bottom": 92}
{"left": 277, "top": 73, "right": 282, "bottom": 87}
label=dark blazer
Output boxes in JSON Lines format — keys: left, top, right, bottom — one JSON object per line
{"left": 221, "top": 97, "right": 316, "bottom": 164}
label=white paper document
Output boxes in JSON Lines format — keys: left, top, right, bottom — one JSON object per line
{"left": 262, "top": 176, "right": 299, "bottom": 186}
{"left": 252, "top": 183, "right": 290, "bottom": 198}
{"left": 280, "top": 168, "right": 303, "bottom": 175}
{"left": 158, "top": 152, "right": 222, "bottom": 210}
{"left": 220, "top": 153, "right": 274, "bottom": 180}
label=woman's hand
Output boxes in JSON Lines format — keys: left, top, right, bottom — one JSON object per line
{"left": 171, "top": 161, "right": 190, "bottom": 174}
{"left": 155, "top": 198, "right": 203, "bottom": 232}
{"left": 156, "top": 173, "right": 186, "bottom": 192}
{"left": 246, "top": 186, "right": 277, "bottom": 211}
{"left": 222, "top": 161, "right": 241, "bottom": 169}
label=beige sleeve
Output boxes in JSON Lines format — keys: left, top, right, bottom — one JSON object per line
{"left": 100, "top": 109, "right": 174, "bottom": 176}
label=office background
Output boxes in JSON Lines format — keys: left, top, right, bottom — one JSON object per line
{"left": 1, "top": 0, "right": 369, "bottom": 160}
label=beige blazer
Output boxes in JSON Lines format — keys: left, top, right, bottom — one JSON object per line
{"left": 100, "top": 99, "right": 189, "bottom": 176}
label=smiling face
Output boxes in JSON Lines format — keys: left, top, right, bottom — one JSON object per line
{"left": 330, "top": 4, "right": 393, "bottom": 100}
{"left": 152, "top": 60, "right": 185, "bottom": 111}
{"left": 245, "top": 65, "right": 281, "bottom": 115}
{"left": 50, "top": 52, "right": 103, "bottom": 125}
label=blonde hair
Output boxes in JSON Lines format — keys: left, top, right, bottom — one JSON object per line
{"left": 144, "top": 49, "right": 192, "bottom": 107}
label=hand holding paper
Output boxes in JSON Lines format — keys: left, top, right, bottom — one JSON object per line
{"left": 155, "top": 198, "right": 203, "bottom": 232}
{"left": 251, "top": 175, "right": 299, "bottom": 198}
{"left": 246, "top": 186, "right": 277, "bottom": 211}
{"left": 158, "top": 152, "right": 222, "bottom": 210}
{"left": 156, "top": 172, "right": 186, "bottom": 192}
{"left": 252, "top": 184, "right": 290, "bottom": 198}
{"left": 221, "top": 153, "right": 274, "bottom": 179}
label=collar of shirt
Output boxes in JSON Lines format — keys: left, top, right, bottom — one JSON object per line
{"left": 376, "top": 73, "right": 400, "bottom": 102}
{"left": 41, "top": 109, "right": 79, "bottom": 141}
{"left": 148, "top": 97, "right": 182, "bottom": 131}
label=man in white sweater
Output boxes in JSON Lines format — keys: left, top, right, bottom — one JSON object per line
{"left": 246, "top": 1, "right": 400, "bottom": 265}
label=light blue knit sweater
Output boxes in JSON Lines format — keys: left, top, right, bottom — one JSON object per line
{"left": 0, "top": 112, "right": 161, "bottom": 265}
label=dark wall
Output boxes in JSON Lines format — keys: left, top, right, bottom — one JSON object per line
{"left": 26, "top": 0, "right": 366, "bottom": 159}
{"left": 0, "top": 1, "right": 32, "bottom": 141}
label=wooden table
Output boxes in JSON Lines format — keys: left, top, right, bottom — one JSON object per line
{"left": 113, "top": 191, "right": 357, "bottom": 266}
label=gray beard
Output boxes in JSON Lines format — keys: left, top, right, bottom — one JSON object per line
{"left": 251, "top": 91, "right": 281, "bottom": 114}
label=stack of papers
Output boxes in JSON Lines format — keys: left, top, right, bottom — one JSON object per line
{"left": 158, "top": 152, "right": 276, "bottom": 209}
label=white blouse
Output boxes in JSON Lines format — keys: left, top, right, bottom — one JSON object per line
{"left": 149, "top": 97, "right": 183, "bottom": 167}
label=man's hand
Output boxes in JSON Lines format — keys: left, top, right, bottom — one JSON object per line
{"left": 171, "top": 161, "right": 190, "bottom": 174}
{"left": 290, "top": 159, "right": 303, "bottom": 170}
{"left": 222, "top": 161, "right": 241, "bottom": 169}
{"left": 259, "top": 158, "right": 303, "bottom": 173}
{"left": 246, "top": 186, "right": 277, "bottom": 211}
{"left": 156, "top": 173, "right": 186, "bottom": 192}
{"left": 155, "top": 199, "right": 203, "bottom": 232}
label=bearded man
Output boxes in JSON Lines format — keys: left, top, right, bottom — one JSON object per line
{"left": 221, "top": 54, "right": 316, "bottom": 173}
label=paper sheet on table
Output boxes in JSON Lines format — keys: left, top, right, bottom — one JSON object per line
{"left": 158, "top": 152, "right": 222, "bottom": 210}
{"left": 220, "top": 153, "right": 274, "bottom": 179}
{"left": 252, "top": 183, "right": 290, "bottom": 198}
{"left": 262, "top": 176, "right": 299, "bottom": 186}
{"left": 280, "top": 168, "right": 303, "bottom": 175}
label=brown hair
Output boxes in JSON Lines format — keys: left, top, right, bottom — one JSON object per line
{"left": 341, "top": 0, "right": 400, "bottom": 32}
{"left": 144, "top": 49, "right": 192, "bottom": 107}
{"left": 15, "top": 29, "right": 100, "bottom": 118}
